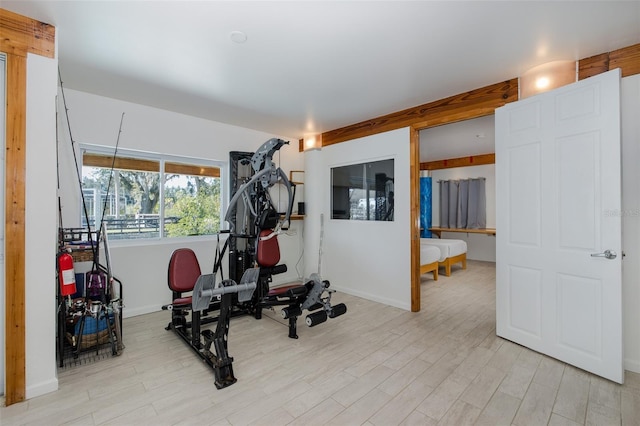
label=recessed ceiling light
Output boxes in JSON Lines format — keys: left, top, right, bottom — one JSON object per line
{"left": 230, "top": 31, "right": 247, "bottom": 44}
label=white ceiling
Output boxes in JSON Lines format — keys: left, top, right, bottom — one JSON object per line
{"left": 4, "top": 1, "right": 640, "bottom": 146}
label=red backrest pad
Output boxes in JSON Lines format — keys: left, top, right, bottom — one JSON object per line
{"left": 168, "top": 248, "right": 202, "bottom": 292}
{"left": 257, "top": 230, "right": 281, "bottom": 267}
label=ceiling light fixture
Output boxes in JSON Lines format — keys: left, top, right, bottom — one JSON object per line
{"left": 520, "top": 60, "right": 576, "bottom": 99}
{"left": 535, "top": 76, "right": 550, "bottom": 90}
{"left": 230, "top": 30, "right": 247, "bottom": 44}
{"left": 304, "top": 134, "right": 322, "bottom": 151}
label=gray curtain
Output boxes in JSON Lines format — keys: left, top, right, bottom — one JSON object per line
{"left": 439, "top": 178, "right": 486, "bottom": 229}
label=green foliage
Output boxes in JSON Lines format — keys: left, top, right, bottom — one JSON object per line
{"left": 164, "top": 177, "right": 221, "bottom": 237}
{"left": 82, "top": 165, "right": 221, "bottom": 237}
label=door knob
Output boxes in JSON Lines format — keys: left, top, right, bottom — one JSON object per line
{"left": 590, "top": 249, "right": 617, "bottom": 259}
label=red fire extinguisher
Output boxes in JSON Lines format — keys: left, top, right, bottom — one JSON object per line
{"left": 58, "top": 251, "right": 77, "bottom": 296}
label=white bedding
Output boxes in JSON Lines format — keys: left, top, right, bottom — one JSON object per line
{"left": 420, "top": 238, "right": 467, "bottom": 261}
{"left": 420, "top": 244, "right": 441, "bottom": 265}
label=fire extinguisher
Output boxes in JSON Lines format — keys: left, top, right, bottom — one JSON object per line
{"left": 58, "top": 251, "right": 77, "bottom": 297}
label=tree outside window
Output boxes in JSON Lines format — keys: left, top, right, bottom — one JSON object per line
{"left": 81, "top": 151, "right": 221, "bottom": 240}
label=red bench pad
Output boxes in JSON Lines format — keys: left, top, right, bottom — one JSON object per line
{"left": 172, "top": 296, "right": 192, "bottom": 306}
{"left": 268, "top": 284, "right": 305, "bottom": 297}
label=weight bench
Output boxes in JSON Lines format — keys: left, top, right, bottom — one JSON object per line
{"left": 163, "top": 248, "right": 204, "bottom": 348}
{"left": 252, "top": 210, "right": 310, "bottom": 338}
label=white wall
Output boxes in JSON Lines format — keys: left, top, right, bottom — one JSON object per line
{"left": 305, "top": 128, "right": 411, "bottom": 310}
{"left": 621, "top": 73, "right": 640, "bottom": 373}
{"left": 57, "top": 89, "right": 305, "bottom": 318}
{"left": 25, "top": 53, "right": 59, "bottom": 398}
{"left": 428, "top": 164, "right": 496, "bottom": 262}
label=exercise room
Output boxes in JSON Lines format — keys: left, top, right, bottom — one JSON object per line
{"left": 2, "top": 2, "right": 640, "bottom": 425}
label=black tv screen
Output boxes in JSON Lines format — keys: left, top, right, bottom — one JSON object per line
{"left": 331, "top": 159, "right": 394, "bottom": 221}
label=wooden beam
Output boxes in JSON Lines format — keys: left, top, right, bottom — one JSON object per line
{"left": 1, "top": 8, "right": 55, "bottom": 406}
{"left": 578, "top": 52, "right": 609, "bottom": 80}
{"left": 0, "top": 8, "right": 55, "bottom": 58}
{"left": 83, "top": 153, "right": 160, "bottom": 172}
{"left": 421, "top": 153, "right": 495, "bottom": 171}
{"left": 609, "top": 43, "right": 640, "bottom": 78}
{"left": 5, "top": 53, "right": 27, "bottom": 406}
{"left": 579, "top": 43, "right": 640, "bottom": 80}
{"left": 322, "top": 79, "right": 518, "bottom": 146}
{"left": 429, "top": 227, "right": 496, "bottom": 238}
{"left": 165, "top": 162, "right": 220, "bottom": 178}
{"left": 410, "top": 127, "right": 421, "bottom": 312}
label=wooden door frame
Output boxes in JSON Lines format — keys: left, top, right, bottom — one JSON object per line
{"left": 1, "top": 8, "right": 55, "bottom": 406}
{"left": 410, "top": 110, "right": 503, "bottom": 311}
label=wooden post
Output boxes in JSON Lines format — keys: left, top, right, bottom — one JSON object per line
{"left": 1, "top": 7, "right": 56, "bottom": 406}
{"left": 410, "top": 127, "right": 421, "bottom": 312}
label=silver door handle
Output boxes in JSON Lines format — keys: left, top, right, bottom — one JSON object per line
{"left": 591, "top": 249, "right": 617, "bottom": 259}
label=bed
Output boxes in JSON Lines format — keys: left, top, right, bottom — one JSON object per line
{"left": 420, "top": 244, "right": 441, "bottom": 280}
{"left": 420, "top": 238, "right": 467, "bottom": 276}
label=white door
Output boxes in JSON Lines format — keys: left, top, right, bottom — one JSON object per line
{"left": 495, "top": 69, "right": 623, "bottom": 383}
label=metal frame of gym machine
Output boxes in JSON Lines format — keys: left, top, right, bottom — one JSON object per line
{"left": 164, "top": 139, "right": 346, "bottom": 389}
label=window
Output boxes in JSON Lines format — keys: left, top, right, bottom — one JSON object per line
{"left": 81, "top": 148, "right": 222, "bottom": 240}
{"left": 163, "top": 162, "right": 221, "bottom": 237}
{"left": 331, "top": 159, "right": 394, "bottom": 221}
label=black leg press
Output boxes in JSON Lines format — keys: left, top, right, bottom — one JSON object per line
{"left": 164, "top": 284, "right": 239, "bottom": 389}
{"left": 201, "top": 291, "right": 237, "bottom": 389}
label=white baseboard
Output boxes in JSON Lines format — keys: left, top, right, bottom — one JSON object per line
{"left": 122, "top": 304, "right": 161, "bottom": 318}
{"left": 625, "top": 357, "right": 640, "bottom": 374}
{"left": 26, "top": 377, "right": 58, "bottom": 399}
{"left": 272, "top": 272, "right": 304, "bottom": 286}
{"left": 330, "top": 284, "right": 411, "bottom": 311}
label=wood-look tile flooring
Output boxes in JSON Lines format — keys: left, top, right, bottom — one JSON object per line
{"left": 2, "top": 260, "right": 639, "bottom": 425}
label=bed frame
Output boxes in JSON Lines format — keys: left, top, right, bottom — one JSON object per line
{"left": 439, "top": 253, "right": 467, "bottom": 277}
{"left": 420, "top": 261, "right": 439, "bottom": 281}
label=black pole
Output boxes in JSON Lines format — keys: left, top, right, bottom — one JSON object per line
{"left": 93, "top": 112, "right": 125, "bottom": 271}
{"left": 58, "top": 68, "right": 97, "bottom": 261}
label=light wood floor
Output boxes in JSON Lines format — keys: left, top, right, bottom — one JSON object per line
{"left": 2, "top": 260, "right": 639, "bottom": 425}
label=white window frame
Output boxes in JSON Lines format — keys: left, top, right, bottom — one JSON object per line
{"left": 79, "top": 144, "right": 227, "bottom": 246}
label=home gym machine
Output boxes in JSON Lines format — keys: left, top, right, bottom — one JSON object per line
{"left": 163, "top": 138, "right": 346, "bottom": 389}
{"left": 222, "top": 138, "right": 346, "bottom": 337}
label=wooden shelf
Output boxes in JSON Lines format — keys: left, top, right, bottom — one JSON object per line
{"left": 280, "top": 214, "right": 304, "bottom": 221}
{"left": 429, "top": 227, "right": 496, "bottom": 238}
